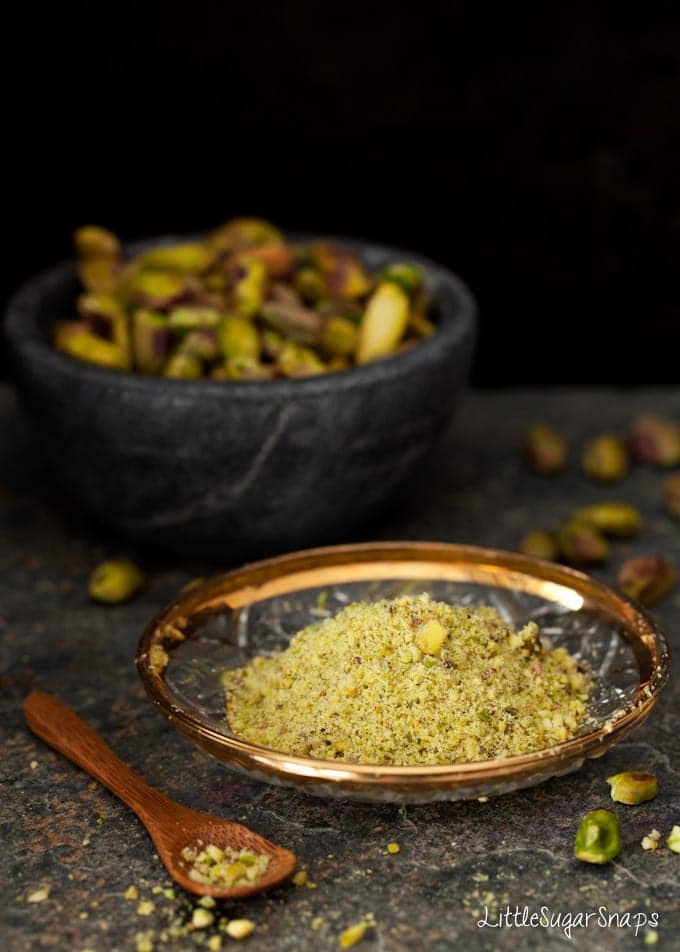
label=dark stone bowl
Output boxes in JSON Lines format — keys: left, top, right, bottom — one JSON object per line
{"left": 3, "top": 236, "right": 476, "bottom": 560}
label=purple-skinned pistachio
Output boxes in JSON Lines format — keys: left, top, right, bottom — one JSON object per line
{"left": 524, "top": 424, "right": 567, "bottom": 475}
{"left": 313, "top": 242, "right": 372, "bottom": 298}
{"left": 260, "top": 301, "right": 322, "bottom": 345}
{"left": 230, "top": 258, "right": 267, "bottom": 318}
{"left": 179, "top": 328, "right": 219, "bottom": 362}
{"left": 617, "top": 555, "right": 675, "bottom": 606}
{"left": 582, "top": 434, "right": 628, "bottom": 482}
{"left": 630, "top": 413, "right": 680, "bottom": 467}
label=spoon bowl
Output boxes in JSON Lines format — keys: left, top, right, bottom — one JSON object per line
{"left": 22, "top": 691, "right": 296, "bottom": 898}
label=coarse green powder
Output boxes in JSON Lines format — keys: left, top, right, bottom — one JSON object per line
{"left": 222, "top": 594, "right": 590, "bottom": 765}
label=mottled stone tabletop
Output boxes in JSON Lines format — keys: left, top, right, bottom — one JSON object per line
{"left": 1, "top": 384, "right": 678, "bottom": 952}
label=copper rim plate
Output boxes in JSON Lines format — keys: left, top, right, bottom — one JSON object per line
{"left": 136, "top": 542, "right": 671, "bottom": 802}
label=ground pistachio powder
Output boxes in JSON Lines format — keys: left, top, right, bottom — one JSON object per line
{"left": 222, "top": 594, "right": 590, "bottom": 765}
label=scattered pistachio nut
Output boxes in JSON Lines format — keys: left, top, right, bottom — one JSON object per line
{"left": 573, "top": 502, "right": 642, "bottom": 538}
{"left": 630, "top": 413, "right": 680, "bottom": 467}
{"left": 607, "top": 771, "right": 658, "bottom": 805}
{"left": 524, "top": 424, "right": 568, "bottom": 475}
{"left": 667, "top": 825, "right": 680, "bottom": 853}
{"left": 582, "top": 434, "right": 628, "bottom": 482}
{"left": 617, "top": 555, "right": 676, "bottom": 606}
{"left": 518, "top": 530, "right": 559, "bottom": 561}
{"left": 574, "top": 809, "right": 622, "bottom": 864}
{"left": 557, "top": 520, "right": 609, "bottom": 565}
{"left": 88, "top": 559, "right": 145, "bottom": 604}
{"left": 26, "top": 887, "right": 50, "bottom": 903}
{"left": 386, "top": 842, "right": 400, "bottom": 854}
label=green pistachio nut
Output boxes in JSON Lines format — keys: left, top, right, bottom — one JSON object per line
{"left": 313, "top": 243, "right": 372, "bottom": 298}
{"left": 574, "top": 810, "right": 622, "bottom": 864}
{"left": 617, "top": 555, "right": 676, "bottom": 606}
{"left": 74, "top": 225, "right": 121, "bottom": 258}
{"left": 380, "top": 262, "right": 423, "bottom": 295}
{"left": 582, "top": 434, "right": 628, "bottom": 482}
{"left": 356, "top": 282, "right": 410, "bottom": 364}
{"left": 164, "top": 352, "right": 203, "bottom": 379}
{"left": 294, "top": 267, "right": 327, "bottom": 303}
{"left": 224, "top": 357, "right": 277, "bottom": 381}
{"left": 260, "top": 301, "right": 322, "bottom": 345}
{"left": 209, "top": 217, "right": 283, "bottom": 254}
{"left": 524, "top": 424, "right": 568, "bottom": 475}
{"left": 231, "top": 258, "right": 267, "bottom": 318}
{"left": 558, "top": 519, "right": 609, "bottom": 565}
{"left": 518, "top": 530, "right": 559, "bottom": 561}
{"left": 54, "top": 320, "right": 93, "bottom": 351}
{"left": 320, "top": 317, "right": 358, "bottom": 357}
{"left": 630, "top": 413, "right": 680, "bottom": 467}
{"left": 139, "top": 242, "right": 214, "bottom": 274}
{"left": 88, "top": 559, "right": 145, "bottom": 604}
{"left": 667, "top": 826, "right": 680, "bottom": 853}
{"left": 572, "top": 502, "right": 642, "bottom": 538}
{"left": 261, "top": 329, "right": 285, "bottom": 359}
{"left": 168, "top": 306, "right": 222, "bottom": 332}
{"left": 76, "top": 293, "right": 131, "bottom": 356}
{"left": 277, "top": 342, "right": 326, "bottom": 378}
{"left": 218, "top": 316, "right": 260, "bottom": 362}
{"left": 78, "top": 257, "right": 120, "bottom": 294}
{"left": 663, "top": 473, "right": 680, "bottom": 519}
{"left": 126, "top": 271, "right": 189, "bottom": 309}
{"left": 58, "top": 331, "right": 130, "bottom": 371}
{"left": 607, "top": 771, "right": 658, "bottom": 805}
{"left": 132, "top": 310, "right": 170, "bottom": 374}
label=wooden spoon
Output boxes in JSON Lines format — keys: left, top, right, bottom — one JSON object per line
{"left": 23, "top": 691, "right": 296, "bottom": 898}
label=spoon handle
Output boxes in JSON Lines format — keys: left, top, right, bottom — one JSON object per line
{"left": 23, "top": 691, "right": 174, "bottom": 825}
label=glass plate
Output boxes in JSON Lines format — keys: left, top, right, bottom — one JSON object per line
{"left": 136, "top": 542, "right": 670, "bottom": 803}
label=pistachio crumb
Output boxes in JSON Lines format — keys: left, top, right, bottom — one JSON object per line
{"left": 311, "top": 916, "right": 324, "bottom": 930}
{"left": 641, "top": 830, "right": 661, "bottom": 851}
{"left": 386, "top": 842, "right": 400, "bottom": 855}
{"left": 292, "top": 870, "right": 308, "bottom": 886}
{"left": 340, "top": 922, "right": 368, "bottom": 948}
{"left": 125, "top": 885, "right": 139, "bottom": 900}
{"left": 30, "top": 760, "right": 38, "bottom": 769}
{"left": 198, "top": 896, "right": 216, "bottom": 908}
{"left": 192, "top": 908, "right": 215, "bottom": 929}
{"left": 644, "top": 930, "right": 659, "bottom": 945}
{"left": 137, "top": 900, "right": 155, "bottom": 916}
{"left": 27, "top": 887, "right": 50, "bottom": 903}
{"left": 225, "top": 919, "right": 255, "bottom": 940}
{"left": 207, "top": 937, "right": 222, "bottom": 951}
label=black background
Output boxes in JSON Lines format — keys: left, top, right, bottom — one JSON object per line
{"left": 4, "top": 1, "right": 680, "bottom": 386}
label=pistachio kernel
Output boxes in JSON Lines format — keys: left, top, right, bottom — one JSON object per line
{"left": 574, "top": 809, "right": 622, "bottom": 864}
{"left": 607, "top": 771, "right": 658, "bottom": 805}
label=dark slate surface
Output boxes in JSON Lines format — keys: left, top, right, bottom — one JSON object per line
{"left": 1, "top": 384, "right": 678, "bottom": 952}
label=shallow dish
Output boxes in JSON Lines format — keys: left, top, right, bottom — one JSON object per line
{"left": 136, "top": 542, "right": 670, "bottom": 803}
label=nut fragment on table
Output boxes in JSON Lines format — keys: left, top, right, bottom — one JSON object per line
{"left": 574, "top": 809, "right": 622, "bottom": 864}
{"left": 607, "top": 771, "right": 658, "bottom": 805}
